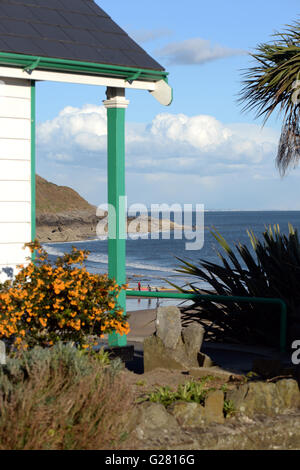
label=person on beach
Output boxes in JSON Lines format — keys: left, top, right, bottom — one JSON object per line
{"left": 138, "top": 281, "right": 141, "bottom": 291}
{"left": 148, "top": 284, "right": 152, "bottom": 292}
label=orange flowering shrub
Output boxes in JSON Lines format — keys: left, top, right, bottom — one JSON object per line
{"left": 0, "top": 241, "right": 129, "bottom": 350}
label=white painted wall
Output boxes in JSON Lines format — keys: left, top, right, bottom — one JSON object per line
{"left": 0, "top": 77, "right": 32, "bottom": 280}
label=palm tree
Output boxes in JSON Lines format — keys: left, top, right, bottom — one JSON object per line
{"left": 239, "top": 22, "right": 300, "bottom": 175}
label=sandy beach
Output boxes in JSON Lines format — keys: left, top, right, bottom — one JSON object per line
{"left": 127, "top": 308, "right": 157, "bottom": 342}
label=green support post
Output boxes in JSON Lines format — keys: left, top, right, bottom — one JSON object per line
{"left": 104, "top": 88, "right": 129, "bottom": 347}
{"left": 31, "top": 81, "right": 36, "bottom": 260}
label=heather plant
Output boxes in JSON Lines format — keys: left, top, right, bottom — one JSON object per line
{"left": 0, "top": 344, "right": 133, "bottom": 450}
{"left": 0, "top": 241, "right": 129, "bottom": 351}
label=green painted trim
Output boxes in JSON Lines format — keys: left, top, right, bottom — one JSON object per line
{"left": 107, "top": 106, "right": 127, "bottom": 348}
{"left": 30, "top": 81, "right": 36, "bottom": 260}
{"left": 0, "top": 52, "right": 168, "bottom": 83}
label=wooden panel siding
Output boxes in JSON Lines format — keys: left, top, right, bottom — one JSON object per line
{"left": 0, "top": 202, "right": 31, "bottom": 223}
{"left": 0, "top": 96, "right": 31, "bottom": 119}
{"left": 0, "top": 160, "right": 30, "bottom": 180}
{"left": 0, "top": 117, "right": 31, "bottom": 139}
{"left": 0, "top": 76, "right": 31, "bottom": 277}
{"left": 0, "top": 223, "right": 31, "bottom": 244}
{"left": 0, "top": 243, "right": 31, "bottom": 266}
{"left": 0, "top": 180, "right": 31, "bottom": 202}
{"left": 0, "top": 139, "right": 30, "bottom": 160}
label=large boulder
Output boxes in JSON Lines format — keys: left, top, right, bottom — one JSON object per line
{"left": 143, "top": 335, "right": 191, "bottom": 371}
{"left": 144, "top": 307, "right": 210, "bottom": 372}
{"left": 156, "top": 306, "right": 182, "bottom": 349}
{"left": 182, "top": 323, "right": 205, "bottom": 364}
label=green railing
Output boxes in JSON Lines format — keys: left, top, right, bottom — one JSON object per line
{"left": 126, "top": 290, "right": 288, "bottom": 353}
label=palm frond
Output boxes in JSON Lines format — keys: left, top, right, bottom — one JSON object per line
{"left": 239, "top": 21, "right": 300, "bottom": 174}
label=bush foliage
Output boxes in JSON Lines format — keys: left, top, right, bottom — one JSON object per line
{"left": 0, "top": 344, "right": 132, "bottom": 450}
{"left": 0, "top": 241, "right": 129, "bottom": 350}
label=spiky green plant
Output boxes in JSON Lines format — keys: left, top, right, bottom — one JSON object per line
{"left": 239, "top": 21, "right": 300, "bottom": 175}
{"left": 174, "top": 224, "right": 300, "bottom": 347}
{"left": 142, "top": 378, "right": 215, "bottom": 408}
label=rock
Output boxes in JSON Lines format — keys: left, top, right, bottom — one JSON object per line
{"left": 182, "top": 323, "right": 205, "bottom": 364}
{"left": 0, "top": 341, "right": 6, "bottom": 365}
{"left": 128, "top": 402, "right": 192, "bottom": 446}
{"left": 144, "top": 307, "right": 213, "bottom": 372}
{"left": 170, "top": 401, "right": 205, "bottom": 427}
{"left": 156, "top": 306, "right": 182, "bottom": 349}
{"left": 188, "top": 366, "right": 235, "bottom": 382}
{"left": 226, "top": 384, "right": 248, "bottom": 412}
{"left": 275, "top": 379, "right": 300, "bottom": 409}
{"left": 227, "top": 382, "right": 278, "bottom": 417}
{"left": 226, "top": 379, "right": 300, "bottom": 417}
{"left": 143, "top": 335, "right": 190, "bottom": 372}
{"left": 198, "top": 352, "right": 215, "bottom": 368}
{"left": 252, "top": 358, "right": 282, "bottom": 378}
{"left": 205, "top": 390, "right": 225, "bottom": 424}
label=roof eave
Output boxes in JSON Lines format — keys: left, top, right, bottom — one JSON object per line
{"left": 0, "top": 51, "right": 169, "bottom": 83}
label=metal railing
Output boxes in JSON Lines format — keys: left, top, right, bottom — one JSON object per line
{"left": 126, "top": 290, "right": 287, "bottom": 353}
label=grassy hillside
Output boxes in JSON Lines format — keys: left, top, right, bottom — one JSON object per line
{"left": 36, "top": 175, "right": 96, "bottom": 216}
{"left": 35, "top": 175, "right": 185, "bottom": 242}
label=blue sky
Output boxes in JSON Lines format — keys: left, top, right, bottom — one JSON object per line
{"left": 36, "top": 0, "right": 300, "bottom": 210}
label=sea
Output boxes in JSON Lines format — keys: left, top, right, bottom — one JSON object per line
{"left": 44, "top": 211, "right": 300, "bottom": 312}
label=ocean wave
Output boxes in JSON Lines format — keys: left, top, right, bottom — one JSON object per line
{"left": 87, "top": 253, "right": 175, "bottom": 273}
{"left": 43, "top": 245, "right": 175, "bottom": 274}
{"left": 43, "top": 246, "right": 65, "bottom": 257}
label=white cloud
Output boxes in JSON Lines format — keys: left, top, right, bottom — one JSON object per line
{"left": 38, "top": 104, "right": 107, "bottom": 152}
{"left": 37, "top": 104, "right": 279, "bottom": 176}
{"left": 36, "top": 103, "right": 285, "bottom": 207}
{"left": 156, "top": 38, "right": 246, "bottom": 65}
{"left": 130, "top": 28, "right": 173, "bottom": 43}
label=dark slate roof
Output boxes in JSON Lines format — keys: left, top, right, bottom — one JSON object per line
{"left": 0, "top": 0, "right": 165, "bottom": 71}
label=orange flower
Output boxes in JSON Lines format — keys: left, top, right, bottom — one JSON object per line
{"left": 39, "top": 318, "right": 47, "bottom": 328}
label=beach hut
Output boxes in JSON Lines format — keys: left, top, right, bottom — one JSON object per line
{"left": 0, "top": 0, "right": 172, "bottom": 347}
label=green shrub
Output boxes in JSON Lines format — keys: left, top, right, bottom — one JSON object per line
{"left": 175, "top": 224, "right": 300, "bottom": 347}
{"left": 0, "top": 241, "right": 129, "bottom": 351}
